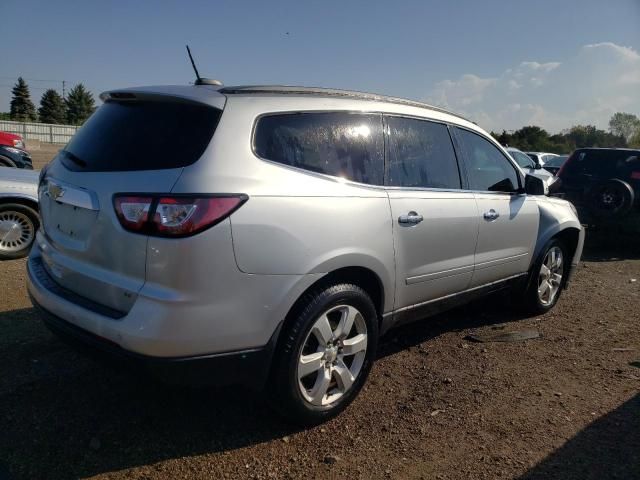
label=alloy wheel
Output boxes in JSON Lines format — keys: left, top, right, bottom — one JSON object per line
{"left": 297, "top": 304, "right": 368, "bottom": 406}
{"left": 538, "top": 246, "right": 564, "bottom": 306}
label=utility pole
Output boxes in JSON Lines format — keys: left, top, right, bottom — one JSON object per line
{"left": 62, "top": 80, "right": 66, "bottom": 100}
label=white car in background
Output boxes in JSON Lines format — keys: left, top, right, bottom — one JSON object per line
{"left": 506, "top": 147, "right": 556, "bottom": 192}
{"left": 526, "top": 151, "right": 559, "bottom": 166}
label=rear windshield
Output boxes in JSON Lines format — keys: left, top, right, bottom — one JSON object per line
{"left": 564, "top": 149, "right": 640, "bottom": 177}
{"left": 61, "top": 100, "right": 222, "bottom": 171}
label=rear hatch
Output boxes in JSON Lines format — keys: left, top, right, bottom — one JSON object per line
{"left": 38, "top": 88, "right": 224, "bottom": 313}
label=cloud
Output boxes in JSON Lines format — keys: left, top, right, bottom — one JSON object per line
{"left": 426, "top": 42, "right": 640, "bottom": 133}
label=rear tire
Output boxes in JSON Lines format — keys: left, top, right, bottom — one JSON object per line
{"left": 0, "top": 203, "right": 39, "bottom": 260}
{"left": 268, "top": 283, "right": 378, "bottom": 426}
{"left": 520, "top": 238, "right": 568, "bottom": 316}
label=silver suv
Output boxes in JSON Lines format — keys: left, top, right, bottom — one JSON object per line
{"left": 27, "top": 84, "right": 584, "bottom": 424}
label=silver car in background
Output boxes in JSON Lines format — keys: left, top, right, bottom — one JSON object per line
{"left": 0, "top": 167, "right": 39, "bottom": 260}
{"left": 527, "top": 151, "right": 560, "bottom": 166}
{"left": 27, "top": 84, "right": 584, "bottom": 424}
{"left": 506, "top": 147, "right": 556, "bottom": 192}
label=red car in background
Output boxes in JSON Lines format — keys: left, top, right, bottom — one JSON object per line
{"left": 0, "top": 131, "right": 33, "bottom": 169}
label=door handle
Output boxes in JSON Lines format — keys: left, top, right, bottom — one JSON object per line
{"left": 398, "top": 211, "right": 424, "bottom": 225}
{"left": 483, "top": 209, "right": 500, "bottom": 221}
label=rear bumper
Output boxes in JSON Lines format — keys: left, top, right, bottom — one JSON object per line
{"left": 26, "top": 244, "right": 287, "bottom": 388}
{"left": 30, "top": 291, "right": 278, "bottom": 388}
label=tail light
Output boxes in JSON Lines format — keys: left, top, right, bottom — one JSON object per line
{"left": 113, "top": 194, "right": 248, "bottom": 237}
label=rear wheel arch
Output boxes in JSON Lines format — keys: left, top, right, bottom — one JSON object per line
{"left": 285, "top": 266, "right": 385, "bottom": 326}
{"left": 0, "top": 197, "right": 39, "bottom": 213}
{"left": 271, "top": 267, "right": 385, "bottom": 366}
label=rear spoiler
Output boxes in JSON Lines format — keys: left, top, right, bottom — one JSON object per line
{"left": 100, "top": 85, "right": 226, "bottom": 110}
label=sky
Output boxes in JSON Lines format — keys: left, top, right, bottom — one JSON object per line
{"left": 1, "top": 0, "right": 639, "bottom": 133}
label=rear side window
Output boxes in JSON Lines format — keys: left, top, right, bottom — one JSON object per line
{"left": 254, "top": 112, "right": 384, "bottom": 185}
{"left": 455, "top": 128, "right": 520, "bottom": 193}
{"left": 386, "top": 116, "right": 461, "bottom": 189}
{"left": 62, "top": 100, "right": 222, "bottom": 172}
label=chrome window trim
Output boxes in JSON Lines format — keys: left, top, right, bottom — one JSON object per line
{"left": 249, "top": 109, "right": 528, "bottom": 197}
{"left": 251, "top": 109, "right": 474, "bottom": 193}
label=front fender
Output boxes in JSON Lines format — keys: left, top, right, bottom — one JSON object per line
{"left": 532, "top": 198, "right": 584, "bottom": 279}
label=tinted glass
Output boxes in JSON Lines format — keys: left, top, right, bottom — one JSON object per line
{"left": 510, "top": 150, "right": 536, "bottom": 169}
{"left": 564, "top": 149, "right": 640, "bottom": 178}
{"left": 455, "top": 128, "right": 520, "bottom": 192}
{"left": 255, "top": 112, "right": 384, "bottom": 185}
{"left": 386, "top": 116, "right": 460, "bottom": 189}
{"left": 62, "top": 100, "right": 221, "bottom": 172}
{"left": 544, "top": 155, "right": 567, "bottom": 168}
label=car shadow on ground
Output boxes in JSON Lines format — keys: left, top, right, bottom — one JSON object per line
{"left": 377, "top": 293, "right": 533, "bottom": 359}
{"left": 0, "top": 307, "right": 297, "bottom": 479}
{"left": 518, "top": 393, "right": 640, "bottom": 480}
{"left": 0, "top": 295, "right": 534, "bottom": 479}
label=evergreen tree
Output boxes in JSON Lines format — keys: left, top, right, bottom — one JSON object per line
{"left": 9, "top": 77, "right": 37, "bottom": 122}
{"left": 38, "top": 89, "right": 67, "bottom": 124}
{"left": 66, "top": 84, "right": 96, "bottom": 125}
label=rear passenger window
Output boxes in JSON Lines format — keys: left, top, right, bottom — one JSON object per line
{"left": 386, "top": 116, "right": 461, "bottom": 189}
{"left": 455, "top": 128, "right": 521, "bottom": 193}
{"left": 254, "top": 112, "right": 384, "bottom": 185}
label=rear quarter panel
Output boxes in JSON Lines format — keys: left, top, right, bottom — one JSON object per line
{"left": 171, "top": 95, "right": 398, "bottom": 313}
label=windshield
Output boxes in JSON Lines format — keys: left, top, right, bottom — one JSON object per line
{"left": 509, "top": 150, "right": 536, "bottom": 169}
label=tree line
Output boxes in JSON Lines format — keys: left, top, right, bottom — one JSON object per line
{"left": 3, "top": 76, "right": 640, "bottom": 150}
{"left": 492, "top": 112, "right": 640, "bottom": 152}
{"left": 3, "top": 77, "right": 96, "bottom": 126}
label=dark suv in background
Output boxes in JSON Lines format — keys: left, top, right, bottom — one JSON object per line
{"left": 553, "top": 148, "right": 640, "bottom": 224}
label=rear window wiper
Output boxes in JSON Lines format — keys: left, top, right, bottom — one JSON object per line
{"left": 61, "top": 150, "right": 88, "bottom": 168}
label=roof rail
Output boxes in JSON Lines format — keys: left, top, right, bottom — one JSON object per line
{"left": 218, "top": 85, "right": 471, "bottom": 123}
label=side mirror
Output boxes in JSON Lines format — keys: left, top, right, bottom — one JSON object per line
{"left": 525, "top": 174, "right": 545, "bottom": 195}
{"left": 534, "top": 163, "right": 542, "bottom": 170}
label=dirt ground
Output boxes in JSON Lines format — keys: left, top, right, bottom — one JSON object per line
{"left": 1, "top": 209, "right": 639, "bottom": 478}
{"left": 27, "top": 142, "right": 61, "bottom": 170}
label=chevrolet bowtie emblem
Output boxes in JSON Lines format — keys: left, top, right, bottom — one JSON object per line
{"left": 48, "top": 182, "right": 66, "bottom": 201}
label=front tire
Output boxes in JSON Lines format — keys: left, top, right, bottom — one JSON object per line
{"left": 0, "top": 203, "right": 39, "bottom": 260}
{"left": 268, "top": 283, "right": 378, "bottom": 425}
{"left": 521, "top": 238, "right": 568, "bottom": 315}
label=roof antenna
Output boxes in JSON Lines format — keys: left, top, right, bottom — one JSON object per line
{"left": 186, "top": 45, "right": 223, "bottom": 87}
